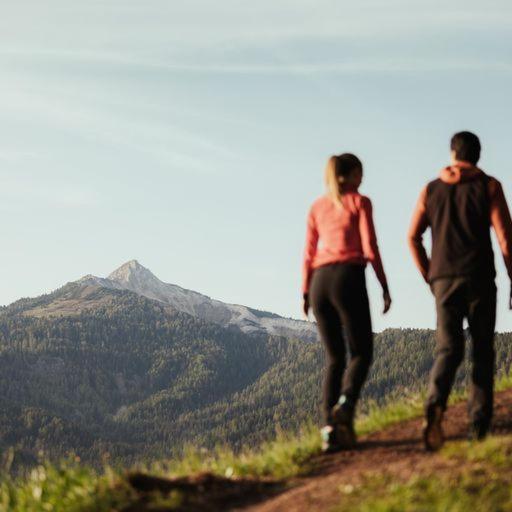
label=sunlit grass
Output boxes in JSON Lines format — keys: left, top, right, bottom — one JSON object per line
{"left": 2, "top": 371, "right": 512, "bottom": 511}
{"left": 331, "top": 434, "right": 512, "bottom": 512}
{"left": 0, "top": 461, "right": 135, "bottom": 512}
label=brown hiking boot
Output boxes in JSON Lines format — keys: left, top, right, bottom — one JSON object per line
{"left": 331, "top": 395, "right": 356, "bottom": 450}
{"left": 331, "top": 396, "right": 357, "bottom": 450}
{"left": 335, "top": 422, "right": 357, "bottom": 450}
{"left": 331, "top": 397, "right": 355, "bottom": 426}
{"left": 423, "top": 404, "right": 444, "bottom": 452}
{"left": 468, "top": 421, "right": 490, "bottom": 442}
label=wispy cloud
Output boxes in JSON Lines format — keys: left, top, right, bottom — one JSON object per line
{"left": 2, "top": 1, "right": 511, "bottom": 52}
{"left": 3, "top": 46, "right": 512, "bottom": 77}
{"left": 0, "top": 149, "right": 42, "bottom": 163}
{"left": 0, "top": 76, "right": 242, "bottom": 176}
{"left": 0, "top": 175, "right": 100, "bottom": 211}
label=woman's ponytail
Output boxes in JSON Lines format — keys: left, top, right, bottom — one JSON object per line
{"left": 324, "top": 153, "right": 363, "bottom": 209}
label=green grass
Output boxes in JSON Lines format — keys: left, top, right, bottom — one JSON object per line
{"left": 330, "top": 372, "right": 512, "bottom": 512}
{"left": 0, "top": 462, "right": 136, "bottom": 512}
{"left": 0, "top": 394, "right": 429, "bottom": 512}
{"left": 2, "top": 371, "right": 512, "bottom": 512}
{"left": 146, "top": 393, "right": 428, "bottom": 482}
{"left": 331, "top": 434, "right": 512, "bottom": 512}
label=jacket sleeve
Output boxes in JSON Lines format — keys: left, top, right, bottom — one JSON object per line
{"left": 302, "top": 205, "right": 319, "bottom": 294}
{"left": 359, "top": 197, "right": 389, "bottom": 293}
{"left": 408, "top": 186, "right": 430, "bottom": 282}
{"left": 489, "top": 179, "right": 512, "bottom": 280}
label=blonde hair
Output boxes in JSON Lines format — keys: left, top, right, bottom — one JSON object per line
{"left": 324, "top": 153, "right": 363, "bottom": 208}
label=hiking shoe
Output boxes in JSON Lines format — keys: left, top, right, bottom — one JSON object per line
{"left": 331, "top": 395, "right": 355, "bottom": 425}
{"left": 320, "top": 424, "right": 356, "bottom": 453}
{"left": 320, "top": 425, "right": 341, "bottom": 453}
{"left": 423, "top": 404, "right": 444, "bottom": 452}
{"left": 335, "top": 422, "right": 357, "bottom": 450}
{"left": 331, "top": 396, "right": 357, "bottom": 450}
{"left": 468, "top": 422, "right": 489, "bottom": 442}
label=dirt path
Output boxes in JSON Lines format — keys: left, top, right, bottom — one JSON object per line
{"left": 238, "top": 388, "right": 512, "bottom": 512}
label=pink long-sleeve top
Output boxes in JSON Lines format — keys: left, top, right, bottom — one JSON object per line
{"left": 302, "top": 188, "right": 388, "bottom": 294}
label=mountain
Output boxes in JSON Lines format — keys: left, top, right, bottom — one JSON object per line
{"left": 72, "top": 260, "right": 317, "bottom": 342}
{"left": 0, "top": 285, "right": 322, "bottom": 473}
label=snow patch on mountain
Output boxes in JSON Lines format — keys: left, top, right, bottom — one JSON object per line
{"left": 76, "top": 260, "right": 317, "bottom": 342}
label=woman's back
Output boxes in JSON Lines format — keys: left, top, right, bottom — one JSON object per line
{"left": 309, "top": 191, "right": 366, "bottom": 265}
{"left": 302, "top": 189, "right": 386, "bottom": 295}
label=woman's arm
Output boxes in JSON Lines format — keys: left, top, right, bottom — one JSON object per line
{"left": 302, "top": 206, "right": 319, "bottom": 295}
{"left": 359, "top": 196, "right": 389, "bottom": 294}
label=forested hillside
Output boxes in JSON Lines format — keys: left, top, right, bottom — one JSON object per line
{"left": 1, "top": 280, "right": 511, "bottom": 475}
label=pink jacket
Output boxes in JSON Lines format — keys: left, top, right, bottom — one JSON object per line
{"left": 302, "top": 189, "right": 388, "bottom": 294}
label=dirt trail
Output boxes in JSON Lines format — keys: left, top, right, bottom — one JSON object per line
{"left": 126, "top": 389, "right": 512, "bottom": 512}
{"left": 238, "top": 388, "right": 512, "bottom": 512}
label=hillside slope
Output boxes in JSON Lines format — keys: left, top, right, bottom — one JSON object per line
{"left": 4, "top": 385, "right": 512, "bottom": 511}
{"left": 244, "top": 386, "right": 512, "bottom": 512}
{"left": 0, "top": 288, "right": 317, "bottom": 471}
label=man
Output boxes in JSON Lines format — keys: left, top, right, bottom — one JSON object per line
{"left": 408, "top": 131, "right": 512, "bottom": 451}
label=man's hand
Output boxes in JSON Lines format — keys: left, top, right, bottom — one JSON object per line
{"left": 383, "top": 290, "right": 392, "bottom": 314}
{"left": 303, "top": 294, "right": 310, "bottom": 319}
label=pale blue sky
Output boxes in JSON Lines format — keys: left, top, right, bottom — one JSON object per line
{"left": 1, "top": 1, "right": 512, "bottom": 331}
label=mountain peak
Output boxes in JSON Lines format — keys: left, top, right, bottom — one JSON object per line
{"left": 108, "top": 260, "right": 158, "bottom": 284}
{"left": 73, "top": 259, "right": 316, "bottom": 341}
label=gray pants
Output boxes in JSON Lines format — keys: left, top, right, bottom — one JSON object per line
{"left": 428, "top": 276, "right": 496, "bottom": 428}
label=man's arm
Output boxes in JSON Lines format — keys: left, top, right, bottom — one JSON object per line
{"left": 489, "top": 180, "right": 512, "bottom": 308}
{"left": 408, "top": 186, "right": 430, "bottom": 283}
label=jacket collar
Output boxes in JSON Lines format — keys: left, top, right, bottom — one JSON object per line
{"left": 439, "top": 160, "right": 483, "bottom": 184}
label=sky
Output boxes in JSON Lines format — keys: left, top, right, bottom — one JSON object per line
{"left": 1, "top": 0, "right": 512, "bottom": 332}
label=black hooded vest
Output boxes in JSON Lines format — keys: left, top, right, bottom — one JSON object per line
{"left": 425, "top": 174, "right": 495, "bottom": 282}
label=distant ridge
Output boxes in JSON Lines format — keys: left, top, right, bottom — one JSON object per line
{"left": 76, "top": 260, "right": 317, "bottom": 342}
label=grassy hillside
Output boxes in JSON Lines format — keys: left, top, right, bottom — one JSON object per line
{"left": 332, "top": 434, "right": 512, "bottom": 512}
{"left": 2, "top": 374, "right": 512, "bottom": 512}
{"left": 0, "top": 391, "right": 426, "bottom": 511}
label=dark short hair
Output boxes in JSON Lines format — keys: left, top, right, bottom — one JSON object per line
{"left": 335, "top": 153, "right": 363, "bottom": 178}
{"left": 450, "top": 131, "right": 481, "bottom": 164}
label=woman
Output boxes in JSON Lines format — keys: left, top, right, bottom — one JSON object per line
{"left": 302, "top": 153, "right": 391, "bottom": 452}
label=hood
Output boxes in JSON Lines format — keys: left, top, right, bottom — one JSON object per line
{"left": 439, "top": 161, "right": 484, "bottom": 184}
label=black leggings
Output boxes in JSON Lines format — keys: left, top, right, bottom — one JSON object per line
{"left": 309, "top": 263, "right": 373, "bottom": 424}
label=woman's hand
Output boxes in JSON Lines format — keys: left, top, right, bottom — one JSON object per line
{"left": 303, "top": 294, "right": 310, "bottom": 319}
{"left": 383, "top": 290, "right": 392, "bottom": 314}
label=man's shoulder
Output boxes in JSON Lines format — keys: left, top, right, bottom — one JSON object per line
{"left": 425, "top": 178, "right": 443, "bottom": 193}
{"left": 485, "top": 173, "right": 501, "bottom": 187}
{"left": 484, "top": 174, "right": 504, "bottom": 199}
